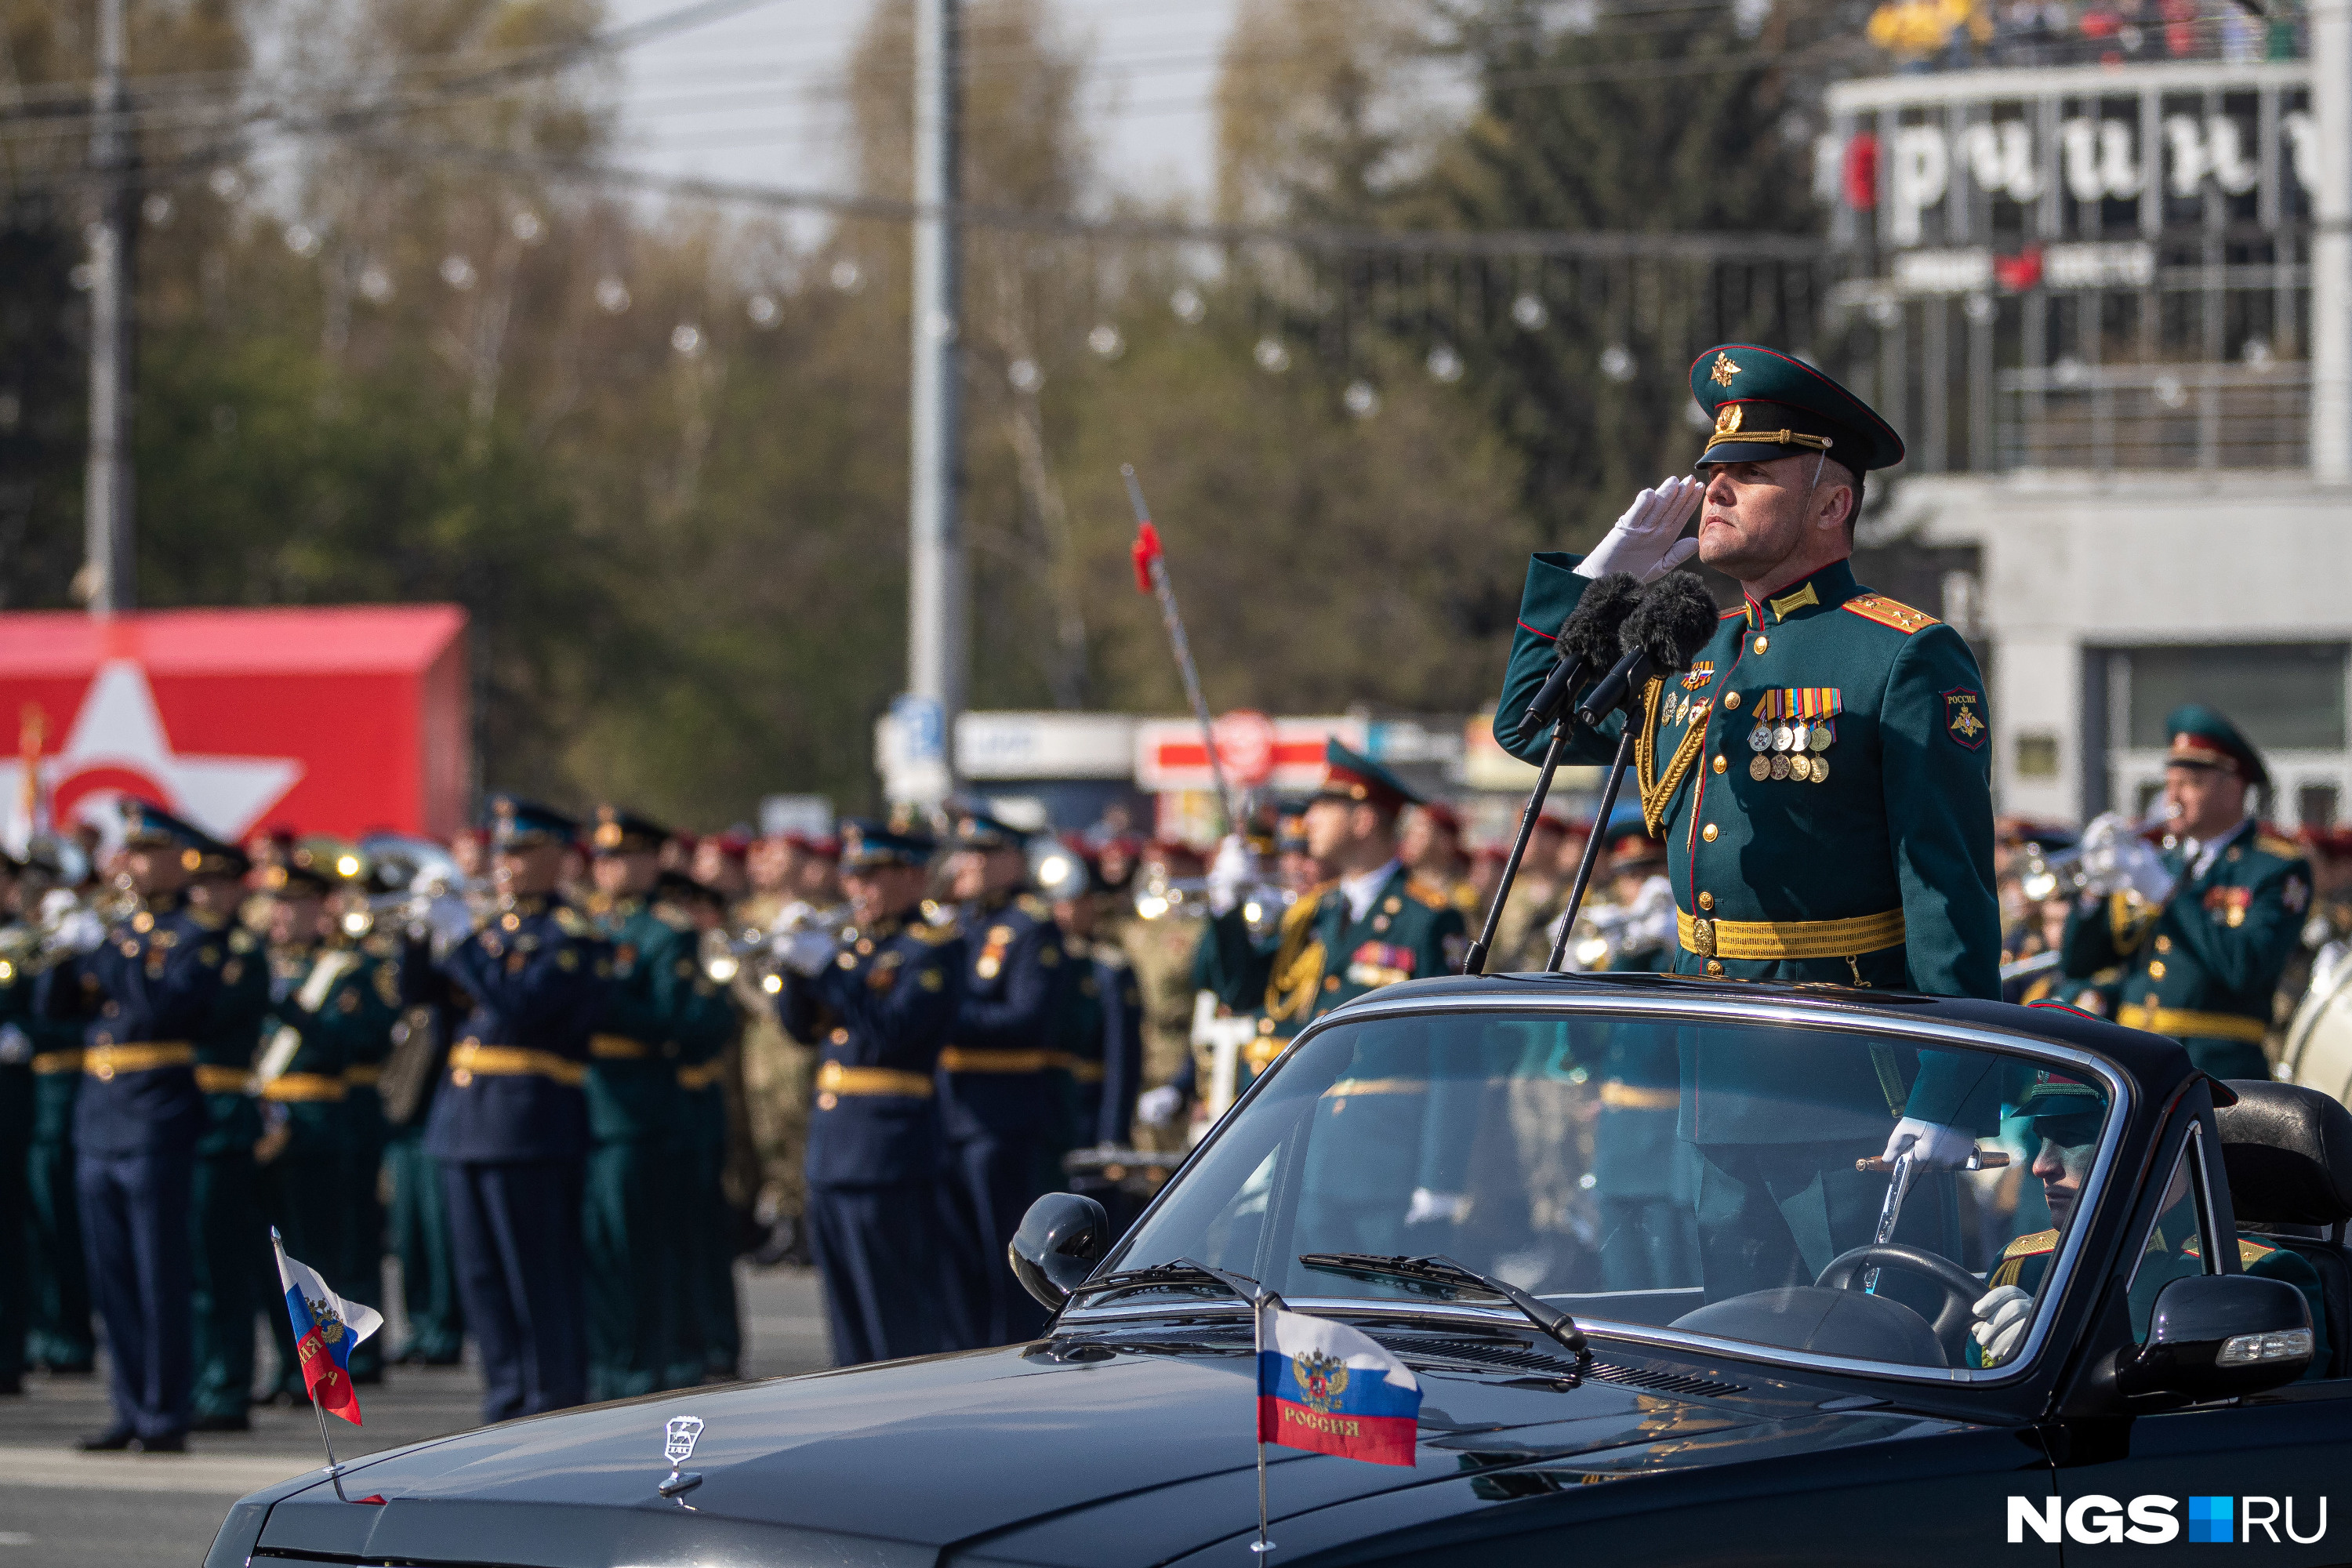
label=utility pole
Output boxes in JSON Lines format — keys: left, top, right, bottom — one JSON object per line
{"left": 2313, "top": 0, "right": 2350, "bottom": 484}
{"left": 85, "top": 0, "right": 137, "bottom": 615}
{"left": 902, "top": 0, "right": 963, "bottom": 804}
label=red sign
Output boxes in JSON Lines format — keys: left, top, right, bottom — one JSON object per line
{"left": 1135, "top": 716, "right": 1366, "bottom": 793}
{"left": 0, "top": 605, "right": 469, "bottom": 845}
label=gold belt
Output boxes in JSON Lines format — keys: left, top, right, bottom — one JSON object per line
{"left": 343, "top": 1065, "right": 383, "bottom": 1088}
{"left": 194, "top": 1065, "right": 256, "bottom": 1095}
{"left": 263, "top": 1072, "right": 347, "bottom": 1103}
{"left": 1678, "top": 907, "right": 1907, "bottom": 961}
{"left": 2116, "top": 1005, "right": 2268, "bottom": 1045}
{"left": 1600, "top": 1080, "right": 1679, "bottom": 1111}
{"left": 31, "top": 1049, "right": 82, "bottom": 1076}
{"left": 676, "top": 1060, "right": 726, "bottom": 1091}
{"left": 815, "top": 1061, "right": 933, "bottom": 1098}
{"left": 448, "top": 1042, "right": 586, "bottom": 1089}
{"left": 590, "top": 1033, "right": 657, "bottom": 1061}
{"left": 84, "top": 1043, "right": 195, "bottom": 1081}
{"left": 1059, "top": 1057, "right": 1106, "bottom": 1084}
{"left": 937, "top": 1047, "right": 1054, "bottom": 1074}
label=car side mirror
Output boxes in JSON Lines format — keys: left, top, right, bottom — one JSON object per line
{"left": 1009, "top": 1192, "right": 1110, "bottom": 1311}
{"left": 2115, "top": 1273, "right": 2313, "bottom": 1401}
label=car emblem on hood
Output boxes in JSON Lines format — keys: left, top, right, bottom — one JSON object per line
{"left": 659, "top": 1416, "right": 705, "bottom": 1504}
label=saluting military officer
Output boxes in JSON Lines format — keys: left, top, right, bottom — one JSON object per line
{"left": 71, "top": 803, "right": 264, "bottom": 1451}
{"left": 253, "top": 848, "right": 398, "bottom": 1405}
{"left": 935, "top": 811, "right": 1068, "bottom": 1349}
{"left": 775, "top": 821, "right": 964, "bottom": 1366}
{"left": 2060, "top": 706, "right": 2310, "bottom": 1083}
{"left": 427, "top": 799, "right": 608, "bottom": 1423}
{"left": 581, "top": 806, "right": 695, "bottom": 1400}
{"left": 1490, "top": 345, "right": 2002, "bottom": 1298}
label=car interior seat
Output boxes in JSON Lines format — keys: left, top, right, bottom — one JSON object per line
{"left": 2216, "top": 1079, "right": 2352, "bottom": 1379}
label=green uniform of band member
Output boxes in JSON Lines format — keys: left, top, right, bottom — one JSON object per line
{"left": 1493, "top": 343, "right": 1999, "bottom": 999}
{"left": 2060, "top": 706, "right": 2310, "bottom": 1083}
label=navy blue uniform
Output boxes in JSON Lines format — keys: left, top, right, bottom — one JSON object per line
{"left": 936, "top": 895, "right": 1066, "bottom": 1349}
{"left": 425, "top": 895, "right": 606, "bottom": 1422}
{"left": 71, "top": 898, "right": 249, "bottom": 1444}
{"left": 782, "top": 913, "right": 963, "bottom": 1367}
{"left": 1057, "top": 942, "right": 1145, "bottom": 1150}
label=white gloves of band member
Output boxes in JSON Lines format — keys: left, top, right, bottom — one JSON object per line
{"left": 1405, "top": 1188, "right": 1470, "bottom": 1225}
{"left": 1573, "top": 476, "right": 1705, "bottom": 583}
{"left": 1136, "top": 1085, "right": 1184, "bottom": 1127}
{"left": 777, "top": 928, "right": 837, "bottom": 978}
{"left": 1970, "top": 1284, "right": 2033, "bottom": 1367}
{"left": 2078, "top": 811, "right": 2177, "bottom": 905}
{"left": 1881, "top": 1116, "right": 1978, "bottom": 1170}
{"left": 1206, "top": 833, "right": 1254, "bottom": 918}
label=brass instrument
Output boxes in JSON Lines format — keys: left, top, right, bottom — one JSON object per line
{"left": 0, "top": 887, "right": 118, "bottom": 982}
{"left": 702, "top": 902, "right": 853, "bottom": 989}
{"left": 1131, "top": 863, "right": 1292, "bottom": 941}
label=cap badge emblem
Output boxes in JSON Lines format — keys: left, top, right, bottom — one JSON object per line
{"left": 1710, "top": 352, "right": 1741, "bottom": 387}
{"left": 1715, "top": 403, "right": 1743, "bottom": 434}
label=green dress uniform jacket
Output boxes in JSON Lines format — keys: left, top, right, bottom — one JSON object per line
{"left": 1494, "top": 555, "right": 2001, "bottom": 998}
{"left": 2060, "top": 820, "right": 2310, "bottom": 1081}
{"left": 587, "top": 901, "right": 695, "bottom": 1143}
{"left": 1254, "top": 864, "right": 1466, "bottom": 1075}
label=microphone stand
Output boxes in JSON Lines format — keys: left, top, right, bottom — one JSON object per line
{"left": 1464, "top": 722, "right": 1573, "bottom": 976}
{"left": 1545, "top": 722, "right": 1637, "bottom": 973}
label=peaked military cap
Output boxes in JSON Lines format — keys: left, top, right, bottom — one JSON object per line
{"left": 840, "top": 818, "right": 937, "bottom": 870}
{"left": 488, "top": 797, "right": 579, "bottom": 848}
{"left": 1313, "top": 738, "right": 1420, "bottom": 813}
{"left": 120, "top": 798, "right": 251, "bottom": 878}
{"left": 1691, "top": 344, "right": 1905, "bottom": 473}
{"left": 2010, "top": 1068, "right": 2108, "bottom": 1142}
{"left": 652, "top": 868, "right": 726, "bottom": 913}
{"left": 951, "top": 811, "right": 1030, "bottom": 851}
{"left": 2165, "top": 703, "right": 2268, "bottom": 789}
{"left": 592, "top": 805, "right": 670, "bottom": 855}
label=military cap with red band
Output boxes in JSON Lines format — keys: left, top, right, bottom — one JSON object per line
{"left": 1312, "top": 738, "right": 1421, "bottom": 814}
{"left": 2164, "top": 702, "right": 2268, "bottom": 789}
{"left": 1690, "top": 343, "right": 1906, "bottom": 472}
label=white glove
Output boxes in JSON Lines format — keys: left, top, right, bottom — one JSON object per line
{"left": 777, "top": 929, "right": 837, "bottom": 978}
{"left": 52, "top": 907, "right": 105, "bottom": 956}
{"left": 1206, "top": 834, "right": 1254, "bottom": 918}
{"left": 1137, "top": 1085, "right": 1183, "bottom": 1127}
{"left": 1969, "top": 1284, "right": 2033, "bottom": 1367}
{"left": 1574, "top": 476, "right": 1704, "bottom": 583}
{"left": 2078, "top": 811, "right": 2176, "bottom": 905}
{"left": 425, "top": 894, "right": 476, "bottom": 952}
{"left": 1405, "top": 1188, "right": 1471, "bottom": 1225}
{"left": 1881, "top": 1117, "right": 1977, "bottom": 1171}
{"left": 0, "top": 1025, "right": 29, "bottom": 1065}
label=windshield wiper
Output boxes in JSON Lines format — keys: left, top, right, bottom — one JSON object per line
{"left": 1069, "top": 1257, "right": 1265, "bottom": 1305}
{"left": 1298, "top": 1252, "right": 1589, "bottom": 1361}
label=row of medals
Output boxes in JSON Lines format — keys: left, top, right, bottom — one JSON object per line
{"left": 1751, "top": 714, "right": 1833, "bottom": 782}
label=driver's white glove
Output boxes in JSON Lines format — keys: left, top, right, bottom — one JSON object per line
{"left": 777, "top": 929, "right": 837, "bottom": 978}
{"left": 2078, "top": 811, "right": 2176, "bottom": 906}
{"left": 1969, "top": 1284, "right": 2033, "bottom": 1367}
{"left": 1405, "top": 1188, "right": 1470, "bottom": 1225}
{"left": 1205, "top": 834, "right": 1254, "bottom": 918}
{"left": 1882, "top": 1117, "right": 1976, "bottom": 1170}
{"left": 1136, "top": 1085, "right": 1183, "bottom": 1127}
{"left": 1574, "top": 476, "right": 1704, "bottom": 583}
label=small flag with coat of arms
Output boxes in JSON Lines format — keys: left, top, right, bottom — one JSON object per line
{"left": 272, "top": 1228, "right": 383, "bottom": 1425}
{"left": 1255, "top": 1302, "right": 1422, "bottom": 1466}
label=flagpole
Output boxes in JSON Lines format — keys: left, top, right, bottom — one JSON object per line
{"left": 1251, "top": 1289, "right": 1272, "bottom": 1556}
{"left": 273, "top": 1226, "right": 349, "bottom": 1501}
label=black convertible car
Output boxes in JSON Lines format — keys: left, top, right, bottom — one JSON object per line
{"left": 212, "top": 975, "right": 2352, "bottom": 1566}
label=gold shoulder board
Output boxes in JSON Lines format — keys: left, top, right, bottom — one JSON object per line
{"left": 554, "top": 906, "right": 593, "bottom": 938}
{"left": 2256, "top": 833, "right": 2303, "bottom": 860}
{"left": 1406, "top": 878, "right": 1450, "bottom": 911}
{"left": 1842, "top": 594, "right": 1942, "bottom": 636}
{"left": 911, "top": 922, "right": 960, "bottom": 946}
{"left": 2002, "top": 1228, "right": 2059, "bottom": 1261}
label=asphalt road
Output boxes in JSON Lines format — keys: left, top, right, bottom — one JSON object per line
{"left": 0, "top": 1265, "right": 831, "bottom": 1568}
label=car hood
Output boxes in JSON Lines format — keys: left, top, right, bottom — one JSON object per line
{"left": 250, "top": 1334, "right": 1906, "bottom": 1566}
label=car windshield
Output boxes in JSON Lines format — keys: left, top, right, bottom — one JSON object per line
{"left": 1094, "top": 1003, "right": 2119, "bottom": 1377}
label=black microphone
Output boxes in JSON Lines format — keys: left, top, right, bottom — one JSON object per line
{"left": 1573, "top": 573, "right": 1719, "bottom": 727}
{"left": 1513, "top": 572, "right": 1642, "bottom": 746}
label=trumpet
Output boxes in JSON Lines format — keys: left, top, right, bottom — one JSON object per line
{"left": 702, "top": 902, "right": 853, "bottom": 989}
{"left": 0, "top": 888, "right": 115, "bottom": 982}
{"left": 1131, "top": 863, "right": 1292, "bottom": 940}
{"left": 2016, "top": 810, "right": 2176, "bottom": 903}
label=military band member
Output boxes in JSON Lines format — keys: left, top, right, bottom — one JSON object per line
{"left": 1400, "top": 801, "right": 1482, "bottom": 918}
{"left": 331, "top": 855, "right": 406, "bottom": 1387}
{"left": 1047, "top": 851, "right": 1145, "bottom": 1152}
{"left": 253, "top": 849, "right": 397, "bottom": 1405}
{"left": 427, "top": 799, "right": 608, "bottom": 1422}
{"left": 776, "top": 822, "right": 963, "bottom": 1366}
{"left": 17, "top": 846, "right": 95, "bottom": 1378}
{"left": 1490, "top": 346, "right": 2001, "bottom": 1297}
{"left": 71, "top": 804, "right": 263, "bottom": 1450}
{"left": 0, "top": 855, "right": 31, "bottom": 1393}
{"left": 936, "top": 811, "right": 1068, "bottom": 1349}
{"left": 2060, "top": 706, "right": 2310, "bottom": 1083}
{"left": 651, "top": 869, "right": 742, "bottom": 1385}
{"left": 1120, "top": 839, "right": 1208, "bottom": 1152}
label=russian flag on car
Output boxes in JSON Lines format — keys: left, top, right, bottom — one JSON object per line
{"left": 272, "top": 1228, "right": 383, "bottom": 1425}
{"left": 1255, "top": 1302, "right": 1421, "bottom": 1466}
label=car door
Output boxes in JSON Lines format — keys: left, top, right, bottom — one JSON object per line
{"left": 2039, "top": 1114, "right": 2350, "bottom": 1561}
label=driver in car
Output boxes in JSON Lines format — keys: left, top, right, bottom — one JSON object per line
{"left": 1969, "top": 1072, "right": 2328, "bottom": 1374}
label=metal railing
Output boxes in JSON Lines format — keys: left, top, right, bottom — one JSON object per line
{"left": 1995, "top": 361, "right": 2310, "bottom": 470}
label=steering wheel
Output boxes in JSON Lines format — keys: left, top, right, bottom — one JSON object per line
{"left": 1816, "top": 1244, "right": 1983, "bottom": 1355}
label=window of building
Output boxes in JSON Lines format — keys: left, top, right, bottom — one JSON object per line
{"left": 2120, "top": 644, "right": 2349, "bottom": 753}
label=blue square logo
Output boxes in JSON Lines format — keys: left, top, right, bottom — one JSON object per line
{"left": 2188, "top": 1495, "right": 2234, "bottom": 1544}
